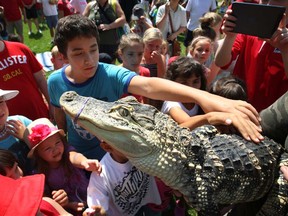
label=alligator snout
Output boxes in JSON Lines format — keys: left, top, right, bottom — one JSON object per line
{"left": 60, "top": 91, "right": 78, "bottom": 102}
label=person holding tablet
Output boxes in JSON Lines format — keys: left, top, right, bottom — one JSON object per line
{"left": 215, "top": 0, "right": 288, "bottom": 112}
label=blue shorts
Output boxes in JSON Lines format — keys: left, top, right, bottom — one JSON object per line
{"left": 45, "top": 15, "right": 58, "bottom": 29}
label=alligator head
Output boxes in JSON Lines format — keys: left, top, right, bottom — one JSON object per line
{"left": 60, "top": 91, "right": 200, "bottom": 193}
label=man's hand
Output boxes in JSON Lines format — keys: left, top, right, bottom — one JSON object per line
{"left": 200, "top": 93, "right": 261, "bottom": 128}
{"left": 267, "top": 14, "right": 288, "bottom": 52}
{"left": 206, "top": 112, "right": 264, "bottom": 143}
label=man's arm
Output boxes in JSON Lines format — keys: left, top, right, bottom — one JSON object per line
{"left": 100, "top": 1, "right": 126, "bottom": 31}
{"left": 82, "top": 2, "right": 92, "bottom": 17}
{"left": 128, "top": 76, "right": 259, "bottom": 123}
{"left": 33, "top": 70, "right": 50, "bottom": 104}
{"left": 128, "top": 76, "right": 262, "bottom": 142}
{"left": 54, "top": 106, "right": 67, "bottom": 133}
{"left": 268, "top": 14, "right": 288, "bottom": 77}
{"left": 214, "top": 9, "right": 237, "bottom": 67}
{"left": 33, "top": 70, "right": 54, "bottom": 119}
{"left": 167, "top": 26, "right": 186, "bottom": 41}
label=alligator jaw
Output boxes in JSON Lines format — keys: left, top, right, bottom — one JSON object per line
{"left": 60, "top": 91, "right": 153, "bottom": 158}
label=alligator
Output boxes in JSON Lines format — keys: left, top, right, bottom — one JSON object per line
{"left": 60, "top": 91, "right": 288, "bottom": 216}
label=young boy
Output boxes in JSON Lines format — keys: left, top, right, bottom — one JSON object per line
{"left": 86, "top": 141, "right": 163, "bottom": 216}
{"left": 48, "top": 14, "right": 262, "bottom": 160}
{"left": 50, "top": 45, "right": 66, "bottom": 70}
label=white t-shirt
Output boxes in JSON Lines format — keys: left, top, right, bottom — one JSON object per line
{"left": 185, "top": 0, "right": 217, "bottom": 31}
{"left": 70, "top": 0, "right": 87, "bottom": 14}
{"left": 41, "top": 0, "right": 58, "bottom": 16}
{"left": 156, "top": 4, "right": 187, "bottom": 40}
{"left": 161, "top": 101, "right": 199, "bottom": 117}
{"left": 87, "top": 153, "right": 161, "bottom": 216}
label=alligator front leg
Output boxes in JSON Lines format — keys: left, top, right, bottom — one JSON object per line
{"left": 257, "top": 153, "right": 288, "bottom": 216}
{"left": 193, "top": 182, "right": 221, "bottom": 216}
{"left": 197, "top": 202, "right": 221, "bottom": 216}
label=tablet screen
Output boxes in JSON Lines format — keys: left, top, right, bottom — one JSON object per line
{"left": 231, "top": 2, "right": 285, "bottom": 38}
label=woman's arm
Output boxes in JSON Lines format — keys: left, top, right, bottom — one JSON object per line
{"left": 82, "top": 2, "right": 92, "bottom": 17}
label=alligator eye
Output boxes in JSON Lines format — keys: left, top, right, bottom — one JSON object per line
{"left": 118, "top": 108, "right": 130, "bottom": 117}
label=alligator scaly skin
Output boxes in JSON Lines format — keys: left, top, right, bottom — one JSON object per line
{"left": 60, "top": 91, "right": 288, "bottom": 216}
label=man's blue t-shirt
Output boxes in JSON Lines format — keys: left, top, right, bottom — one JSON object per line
{"left": 48, "top": 63, "right": 137, "bottom": 159}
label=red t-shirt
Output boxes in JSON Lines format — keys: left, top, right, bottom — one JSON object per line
{"left": 0, "top": 0, "right": 23, "bottom": 21}
{"left": 57, "top": 0, "right": 75, "bottom": 16}
{"left": 121, "top": 66, "right": 150, "bottom": 102}
{"left": 40, "top": 199, "right": 62, "bottom": 216}
{"left": 22, "top": 0, "right": 34, "bottom": 6}
{"left": 221, "top": 34, "right": 288, "bottom": 112}
{"left": 0, "top": 41, "right": 49, "bottom": 120}
{"left": 35, "top": 2, "right": 42, "bottom": 9}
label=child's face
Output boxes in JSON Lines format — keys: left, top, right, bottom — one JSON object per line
{"left": 190, "top": 40, "right": 212, "bottom": 64}
{"left": 51, "top": 54, "right": 65, "bottom": 70}
{"left": 175, "top": 74, "right": 202, "bottom": 89}
{"left": 100, "top": 141, "right": 128, "bottom": 163}
{"left": 64, "top": 36, "right": 99, "bottom": 82}
{"left": 161, "top": 43, "right": 168, "bottom": 55}
{"left": 144, "top": 39, "right": 162, "bottom": 57}
{"left": 120, "top": 41, "right": 144, "bottom": 72}
{"left": 0, "top": 99, "right": 8, "bottom": 126}
{"left": 5, "top": 162, "right": 23, "bottom": 180}
{"left": 36, "top": 133, "right": 65, "bottom": 167}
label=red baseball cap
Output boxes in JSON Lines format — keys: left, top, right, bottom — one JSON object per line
{"left": 0, "top": 174, "right": 45, "bottom": 215}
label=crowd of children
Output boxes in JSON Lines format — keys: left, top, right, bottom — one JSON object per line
{"left": 0, "top": 0, "right": 288, "bottom": 215}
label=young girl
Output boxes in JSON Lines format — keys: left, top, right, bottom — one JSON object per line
{"left": 141, "top": 27, "right": 166, "bottom": 78}
{"left": 193, "top": 12, "right": 223, "bottom": 83}
{"left": 161, "top": 56, "right": 207, "bottom": 124}
{"left": 189, "top": 36, "right": 214, "bottom": 85}
{"left": 161, "top": 39, "right": 169, "bottom": 66}
{"left": 0, "top": 149, "right": 73, "bottom": 216}
{"left": 25, "top": 118, "right": 102, "bottom": 215}
{"left": 141, "top": 27, "right": 166, "bottom": 109}
{"left": 118, "top": 33, "right": 150, "bottom": 103}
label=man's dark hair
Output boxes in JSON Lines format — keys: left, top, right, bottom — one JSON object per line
{"left": 209, "top": 75, "right": 248, "bottom": 101}
{"left": 54, "top": 14, "right": 100, "bottom": 57}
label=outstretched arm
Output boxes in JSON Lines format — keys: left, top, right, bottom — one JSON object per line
{"left": 180, "top": 112, "right": 263, "bottom": 143}
{"left": 129, "top": 76, "right": 260, "bottom": 123}
{"left": 69, "top": 151, "right": 102, "bottom": 174}
{"left": 214, "top": 9, "right": 238, "bottom": 67}
{"left": 128, "top": 76, "right": 262, "bottom": 141}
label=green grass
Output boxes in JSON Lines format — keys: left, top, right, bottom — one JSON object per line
{"left": 23, "top": 22, "right": 53, "bottom": 54}
{"left": 23, "top": 22, "right": 187, "bottom": 56}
